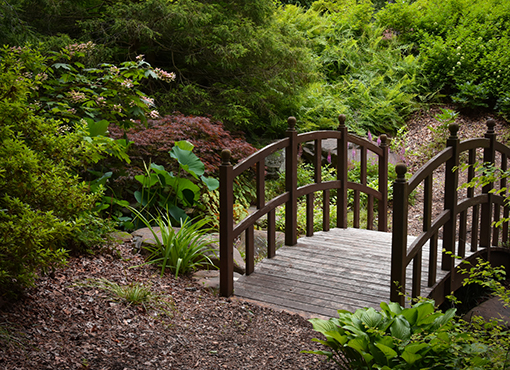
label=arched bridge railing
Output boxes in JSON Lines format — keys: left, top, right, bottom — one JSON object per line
{"left": 391, "top": 119, "right": 510, "bottom": 306}
{"left": 219, "top": 115, "right": 390, "bottom": 297}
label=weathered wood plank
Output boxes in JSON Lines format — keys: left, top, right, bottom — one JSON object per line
{"left": 234, "top": 228, "right": 463, "bottom": 318}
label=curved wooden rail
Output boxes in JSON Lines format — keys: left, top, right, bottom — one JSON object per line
{"left": 391, "top": 119, "right": 510, "bottom": 306}
{"left": 219, "top": 115, "right": 390, "bottom": 297}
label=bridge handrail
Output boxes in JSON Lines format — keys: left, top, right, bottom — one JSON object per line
{"left": 391, "top": 119, "right": 510, "bottom": 306}
{"left": 219, "top": 115, "right": 390, "bottom": 297}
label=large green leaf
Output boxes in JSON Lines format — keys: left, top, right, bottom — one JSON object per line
{"left": 360, "top": 307, "right": 382, "bottom": 328}
{"left": 135, "top": 173, "right": 159, "bottom": 188}
{"left": 84, "top": 117, "right": 109, "bottom": 137}
{"left": 390, "top": 316, "right": 411, "bottom": 342}
{"left": 169, "top": 141, "right": 205, "bottom": 179}
{"left": 167, "top": 204, "right": 189, "bottom": 224}
{"left": 201, "top": 175, "right": 219, "bottom": 191}
{"left": 150, "top": 163, "right": 174, "bottom": 187}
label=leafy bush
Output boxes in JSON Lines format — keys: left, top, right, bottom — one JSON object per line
{"left": 306, "top": 258, "right": 510, "bottom": 369}
{"left": 278, "top": 3, "right": 420, "bottom": 135}
{"left": 376, "top": 0, "right": 510, "bottom": 113}
{"left": 132, "top": 140, "right": 219, "bottom": 224}
{"left": 304, "top": 299, "right": 503, "bottom": 369}
{"left": 131, "top": 208, "right": 216, "bottom": 278}
{"left": 0, "top": 47, "right": 108, "bottom": 296}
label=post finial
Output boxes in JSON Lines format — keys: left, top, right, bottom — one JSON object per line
{"left": 486, "top": 118, "right": 496, "bottom": 134}
{"left": 395, "top": 163, "right": 407, "bottom": 182}
{"left": 379, "top": 134, "right": 388, "bottom": 147}
{"left": 287, "top": 116, "right": 296, "bottom": 131}
{"left": 338, "top": 114, "right": 346, "bottom": 128}
{"left": 221, "top": 149, "right": 231, "bottom": 165}
{"left": 448, "top": 123, "right": 459, "bottom": 139}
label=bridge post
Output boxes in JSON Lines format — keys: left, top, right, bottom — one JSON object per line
{"left": 480, "top": 119, "right": 496, "bottom": 250}
{"left": 219, "top": 150, "right": 234, "bottom": 297}
{"left": 391, "top": 163, "right": 408, "bottom": 305}
{"left": 337, "top": 115, "right": 348, "bottom": 228}
{"left": 442, "top": 124, "right": 460, "bottom": 274}
{"left": 285, "top": 117, "right": 298, "bottom": 246}
{"left": 378, "top": 135, "right": 389, "bottom": 232}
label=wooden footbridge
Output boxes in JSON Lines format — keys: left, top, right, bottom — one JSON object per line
{"left": 219, "top": 116, "right": 510, "bottom": 318}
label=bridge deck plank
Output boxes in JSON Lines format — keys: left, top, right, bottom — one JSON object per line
{"left": 234, "top": 228, "right": 468, "bottom": 318}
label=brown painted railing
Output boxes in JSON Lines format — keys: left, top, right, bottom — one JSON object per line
{"left": 219, "top": 115, "right": 390, "bottom": 297}
{"left": 391, "top": 119, "right": 510, "bottom": 306}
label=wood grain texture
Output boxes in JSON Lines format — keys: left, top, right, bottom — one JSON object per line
{"left": 234, "top": 228, "right": 474, "bottom": 318}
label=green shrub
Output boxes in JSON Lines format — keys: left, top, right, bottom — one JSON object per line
{"left": 278, "top": 3, "right": 420, "bottom": 135}
{"left": 376, "top": 0, "right": 510, "bottom": 112}
{"left": 304, "top": 300, "right": 498, "bottom": 369}
{"left": 306, "top": 258, "right": 510, "bottom": 369}
{"left": 0, "top": 47, "right": 108, "bottom": 296}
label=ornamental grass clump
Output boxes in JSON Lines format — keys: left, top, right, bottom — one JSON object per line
{"left": 130, "top": 208, "right": 216, "bottom": 278}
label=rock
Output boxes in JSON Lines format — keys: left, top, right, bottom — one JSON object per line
{"left": 192, "top": 269, "right": 243, "bottom": 290}
{"left": 109, "top": 231, "right": 133, "bottom": 243}
{"left": 237, "top": 229, "right": 285, "bottom": 260}
{"left": 203, "top": 234, "right": 246, "bottom": 275}
{"left": 464, "top": 296, "right": 510, "bottom": 326}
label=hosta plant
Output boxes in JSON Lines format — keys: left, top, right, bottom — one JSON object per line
{"left": 130, "top": 208, "right": 217, "bottom": 278}
{"left": 304, "top": 300, "right": 489, "bottom": 369}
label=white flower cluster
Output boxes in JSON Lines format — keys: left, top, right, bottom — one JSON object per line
{"left": 148, "top": 110, "right": 160, "bottom": 119}
{"left": 65, "top": 41, "right": 95, "bottom": 56}
{"left": 69, "top": 90, "right": 86, "bottom": 103}
{"left": 121, "top": 79, "right": 134, "bottom": 88}
{"left": 154, "top": 68, "right": 176, "bottom": 83}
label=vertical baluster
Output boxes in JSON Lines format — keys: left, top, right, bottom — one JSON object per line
{"left": 323, "top": 190, "right": 330, "bottom": 231}
{"left": 306, "top": 193, "right": 314, "bottom": 237}
{"left": 424, "top": 175, "right": 437, "bottom": 287}
{"left": 503, "top": 154, "right": 509, "bottom": 244}
{"left": 268, "top": 209, "right": 276, "bottom": 258}
{"left": 481, "top": 119, "right": 496, "bottom": 249}
{"left": 412, "top": 252, "right": 422, "bottom": 299}
{"left": 468, "top": 149, "right": 479, "bottom": 251}
{"left": 367, "top": 195, "right": 374, "bottom": 230}
{"left": 353, "top": 190, "right": 360, "bottom": 228}
{"left": 378, "top": 135, "right": 389, "bottom": 231}
{"left": 442, "top": 123, "right": 459, "bottom": 275}
{"left": 285, "top": 117, "right": 298, "bottom": 246}
{"left": 337, "top": 115, "right": 348, "bottom": 228}
{"left": 246, "top": 225, "right": 254, "bottom": 275}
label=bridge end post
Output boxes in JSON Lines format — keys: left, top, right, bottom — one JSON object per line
{"left": 442, "top": 124, "right": 460, "bottom": 274}
{"left": 285, "top": 117, "right": 298, "bottom": 246}
{"left": 391, "top": 163, "right": 408, "bottom": 305}
{"left": 337, "top": 114, "right": 348, "bottom": 228}
{"left": 219, "top": 149, "right": 234, "bottom": 297}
